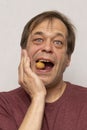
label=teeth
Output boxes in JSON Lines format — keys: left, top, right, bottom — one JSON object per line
{"left": 39, "top": 59, "right": 50, "bottom": 63}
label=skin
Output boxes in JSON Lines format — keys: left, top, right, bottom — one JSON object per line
{"left": 18, "top": 18, "right": 71, "bottom": 130}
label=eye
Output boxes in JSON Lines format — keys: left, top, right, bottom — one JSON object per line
{"left": 53, "top": 40, "right": 63, "bottom": 48}
{"left": 33, "top": 38, "right": 43, "bottom": 44}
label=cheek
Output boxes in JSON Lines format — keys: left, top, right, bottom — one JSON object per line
{"left": 26, "top": 43, "right": 43, "bottom": 58}
{"left": 26, "top": 46, "right": 36, "bottom": 59}
{"left": 56, "top": 52, "right": 69, "bottom": 68}
{"left": 55, "top": 51, "right": 66, "bottom": 62}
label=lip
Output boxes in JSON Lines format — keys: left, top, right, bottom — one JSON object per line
{"left": 35, "top": 67, "right": 54, "bottom": 75}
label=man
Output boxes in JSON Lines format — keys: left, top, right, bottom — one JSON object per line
{"left": 0, "top": 10, "right": 87, "bottom": 130}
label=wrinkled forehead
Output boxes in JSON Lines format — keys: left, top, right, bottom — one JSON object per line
{"left": 33, "top": 18, "right": 67, "bottom": 31}
{"left": 30, "top": 18, "right": 68, "bottom": 38}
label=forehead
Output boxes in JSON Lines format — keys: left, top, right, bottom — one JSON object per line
{"left": 31, "top": 18, "right": 68, "bottom": 37}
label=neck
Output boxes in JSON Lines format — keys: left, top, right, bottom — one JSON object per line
{"left": 45, "top": 81, "right": 66, "bottom": 103}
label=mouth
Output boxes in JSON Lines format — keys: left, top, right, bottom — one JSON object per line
{"left": 36, "top": 59, "right": 54, "bottom": 71}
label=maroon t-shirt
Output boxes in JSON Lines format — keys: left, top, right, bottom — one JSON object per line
{"left": 0, "top": 82, "right": 87, "bottom": 130}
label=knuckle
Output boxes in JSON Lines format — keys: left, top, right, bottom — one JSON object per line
{"left": 18, "top": 78, "right": 23, "bottom": 85}
{"left": 18, "top": 64, "right": 20, "bottom": 70}
{"left": 24, "top": 67, "right": 29, "bottom": 74}
{"left": 18, "top": 64, "right": 21, "bottom": 72}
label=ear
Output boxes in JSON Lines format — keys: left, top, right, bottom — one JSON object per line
{"left": 66, "top": 55, "right": 71, "bottom": 67}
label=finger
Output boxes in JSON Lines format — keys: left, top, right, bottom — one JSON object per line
{"left": 18, "top": 49, "right": 24, "bottom": 85}
{"left": 22, "top": 49, "right": 33, "bottom": 76}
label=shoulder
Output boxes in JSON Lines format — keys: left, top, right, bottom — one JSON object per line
{"left": 0, "top": 87, "right": 25, "bottom": 99}
{"left": 66, "top": 82, "right": 87, "bottom": 103}
{"left": 67, "top": 82, "right": 87, "bottom": 94}
{"left": 0, "top": 87, "right": 30, "bottom": 107}
{"left": 0, "top": 87, "right": 30, "bottom": 128}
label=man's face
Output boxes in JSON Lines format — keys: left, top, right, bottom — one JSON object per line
{"left": 26, "top": 18, "right": 71, "bottom": 88}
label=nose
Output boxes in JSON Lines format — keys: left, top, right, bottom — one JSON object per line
{"left": 42, "top": 40, "right": 53, "bottom": 53}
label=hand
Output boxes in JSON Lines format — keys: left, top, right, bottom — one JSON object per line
{"left": 18, "top": 49, "right": 47, "bottom": 100}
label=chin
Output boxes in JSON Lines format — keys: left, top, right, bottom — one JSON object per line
{"left": 39, "top": 77, "right": 48, "bottom": 84}
{"left": 40, "top": 78, "right": 54, "bottom": 88}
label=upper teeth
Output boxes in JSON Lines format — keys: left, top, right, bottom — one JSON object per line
{"left": 39, "top": 59, "right": 50, "bottom": 62}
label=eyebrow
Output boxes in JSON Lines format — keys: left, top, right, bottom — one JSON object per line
{"left": 31, "top": 31, "right": 66, "bottom": 39}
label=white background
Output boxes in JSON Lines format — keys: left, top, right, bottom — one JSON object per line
{"left": 0, "top": 0, "right": 87, "bottom": 91}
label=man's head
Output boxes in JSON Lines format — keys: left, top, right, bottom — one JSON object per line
{"left": 20, "top": 10, "right": 76, "bottom": 56}
{"left": 20, "top": 10, "right": 76, "bottom": 87}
